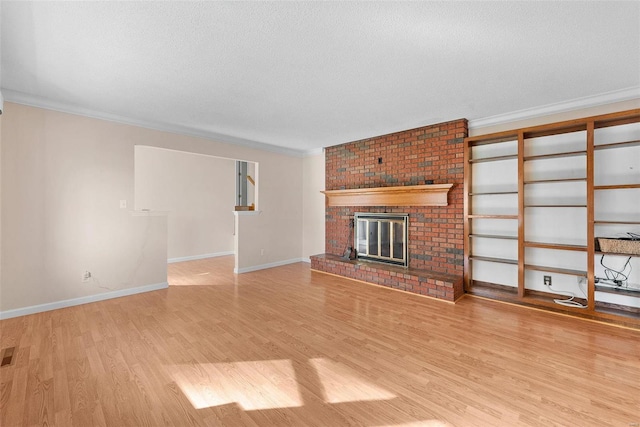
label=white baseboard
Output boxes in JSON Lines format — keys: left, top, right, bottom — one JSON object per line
{"left": 301, "top": 257, "right": 311, "bottom": 263}
{"left": 0, "top": 282, "right": 169, "bottom": 320}
{"left": 168, "top": 251, "right": 234, "bottom": 264}
{"left": 234, "top": 258, "right": 306, "bottom": 274}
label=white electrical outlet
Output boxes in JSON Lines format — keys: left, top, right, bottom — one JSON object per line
{"left": 82, "top": 271, "right": 91, "bottom": 282}
{"left": 119, "top": 200, "right": 127, "bottom": 209}
{"left": 260, "top": 249, "right": 265, "bottom": 256}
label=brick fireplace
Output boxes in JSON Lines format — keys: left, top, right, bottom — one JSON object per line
{"left": 310, "top": 119, "right": 467, "bottom": 302}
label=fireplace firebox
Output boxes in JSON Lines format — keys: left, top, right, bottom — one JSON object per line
{"left": 354, "top": 213, "right": 408, "bottom": 267}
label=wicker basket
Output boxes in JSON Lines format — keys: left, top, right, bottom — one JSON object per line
{"left": 596, "top": 237, "right": 640, "bottom": 255}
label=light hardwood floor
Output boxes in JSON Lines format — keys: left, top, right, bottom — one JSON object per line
{"left": 1, "top": 256, "right": 639, "bottom": 426}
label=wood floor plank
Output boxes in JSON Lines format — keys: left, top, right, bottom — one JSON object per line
{"left": 0, "top": 255, "right": 639, "bottom": 426}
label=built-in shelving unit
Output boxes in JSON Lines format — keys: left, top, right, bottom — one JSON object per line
{"left": 464, "top": 109, "right": 640, "bottom": 327}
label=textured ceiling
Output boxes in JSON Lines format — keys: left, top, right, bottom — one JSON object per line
{"left": 2, "top": 1, "right": 639, "bottom": 154}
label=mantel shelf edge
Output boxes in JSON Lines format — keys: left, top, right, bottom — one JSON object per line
{"left": 321, "top": 184, "right": 454, "bottom": 207}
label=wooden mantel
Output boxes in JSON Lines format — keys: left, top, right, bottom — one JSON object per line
{"left": 321, "top": 184, "right": 453, "bottom": 207}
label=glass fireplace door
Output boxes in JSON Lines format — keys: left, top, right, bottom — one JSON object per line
{"left": 355, "top": 213, "right": 408, "bottom": 267}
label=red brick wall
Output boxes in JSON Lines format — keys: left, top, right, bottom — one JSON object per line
{"left": 324, "top": 119, "right": 467, "bottom": 276}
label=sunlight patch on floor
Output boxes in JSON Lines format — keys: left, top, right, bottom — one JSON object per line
{"left": 310, "top": 358, "right": 396, "bottom": 404}
{"left": 171, "top": 357, "right": 398, "bottom": 411}
{"left": 170, "top": 359, "right": 302, "bottom": 410}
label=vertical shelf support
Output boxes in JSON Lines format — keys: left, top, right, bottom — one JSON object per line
{"left": 517, "top": 131, "right": 525, "bottom": 298}
{"left": 586, "top": 121, "right": 595, "bottom": 311}
{"left": 463, "top": 138, "right": 472, "bottom": 291}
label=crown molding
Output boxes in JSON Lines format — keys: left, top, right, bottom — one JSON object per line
{"left": 7, "top": 87, "right": 636, "bottom": 156}
{"left": 469, "top": 87, "right": 640, "bottom": 130}
{"left": 1, "top": 89, "right": 309, "bottom": 158}
{"left": 303, "top": 147, "right": 324, "bottom": 157}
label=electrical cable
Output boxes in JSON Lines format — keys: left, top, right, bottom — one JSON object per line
{"left": 577, "top": 278, "right": 588, "bottom": 300}
{"left": 599, "top": 254, "right": 632, "bottom": 286}
{"left": 544, "top": 283, "right": 587, "bottom": 309}
{"left": 545, "top": 232, "right": 638, "bottom": 307}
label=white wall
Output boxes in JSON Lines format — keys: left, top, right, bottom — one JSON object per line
{"left": 134, "top": 146, "right": 235, "bottom": 261}
{"left": 302, "top": 152, "right": 325, "bottom": 260}
{"left": 0, "top": 102, "right": 304, "bottom": 315}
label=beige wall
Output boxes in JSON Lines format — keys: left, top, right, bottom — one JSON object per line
{"left": 134, "top": 146, "right": 235, "bottom": 261}
{"left": 233, "top": 152, "right": 322, "bottom": 272}
{"left": 0, "top": 102, "right": 305, "bottom": 314}
{"left": 1, "top": 103, "right": 168, "bottom": 314}
{"left": 0, "top": 112, "right": 3, "bottom": 294}
{"left": 302, "top": 152, "right": 325, "bottom": 260}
